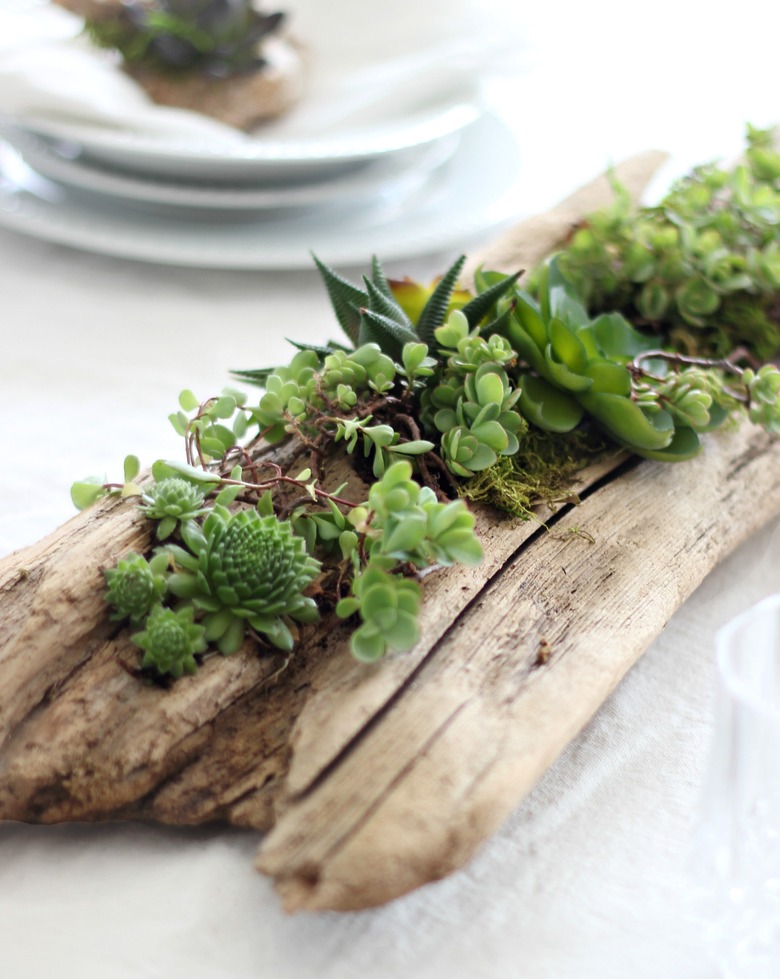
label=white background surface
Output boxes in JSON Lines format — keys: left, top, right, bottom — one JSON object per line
{"left": 2, "top": 1, "right": 780, "bottom": 977}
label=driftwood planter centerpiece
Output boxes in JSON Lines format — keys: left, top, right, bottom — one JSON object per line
{"left": 2, "top": 148, "right": 780, "bottom": 913}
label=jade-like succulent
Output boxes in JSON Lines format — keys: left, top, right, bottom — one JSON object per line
{"left": 744, "top": 364, "right": 780, "bottom": 431}
{"left": 336, "top": 558, "right": 422, "bottom": 663}
{"left": 132, "top": 605, "right": 207, "bottom": 678}
{"left": 104, "top": 552, "right": 168, "bottom": 625}
{"left": 357, "top": 460, "right": 484, "bottom": 567}
{"left": 165, "top": 505, "right": 321, "bottom": 654}
{"left": 139, "top": 477, "right": 209, "bottom": 540}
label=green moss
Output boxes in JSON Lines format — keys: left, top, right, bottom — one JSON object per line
{"left": 459, "top": 426, "right": 610, "bottom": 519}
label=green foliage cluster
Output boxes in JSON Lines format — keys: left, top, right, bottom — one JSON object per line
{"left": 75, "top": 131, "right": 780, "bottom": 682}
{"left": 85, "top": 0, "right": 285, "bottom": 77}
{"left": 548, "top": 125, "right": 780, "bottom": 358}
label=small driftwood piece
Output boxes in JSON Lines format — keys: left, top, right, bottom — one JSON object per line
{"left": 4, "top": 151, "right": 778, "bottom": 912}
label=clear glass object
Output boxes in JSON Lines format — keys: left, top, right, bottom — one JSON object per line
{"left": 691, "top": 593, "right": 780, "bottom": 977}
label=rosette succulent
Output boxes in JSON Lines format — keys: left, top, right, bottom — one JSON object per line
{"left": 140, "top": 477, "right": 209, "bottom": 539}
{"left": 104, "top": 552, "right": 168, "bottom": 625}
{"left": 166, "top": 506, "right": 321, "bottom": 654}
{"left": 132, "top": 605, "right": 207, "bottom": 678}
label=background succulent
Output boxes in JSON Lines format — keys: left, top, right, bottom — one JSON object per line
{"left": 546, "top": 125, "right": 780, "bottom": 359}
{"left": 85, "top": 0, "right": 286, "bottom": 78}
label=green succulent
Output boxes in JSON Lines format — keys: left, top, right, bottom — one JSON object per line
{"left": 431, "top": 359, "right": 525, "bottom": 477}
{"left": 335, "top": 558, "right": 422, "bottom": 663}
{"left": 311, "top": 253, "right": 521, "bottom": 359}
{"left": 140, "top": 477, "right": 209, "bottom": 540}
{"left": 744, "top": 364, "right": 780, "bottom": 431}
{"left": 166, "top": 505, "right": 321, "bottom": 654}
{"left": 545, "top": 125, "right": 780, "bottom": 358}
{"left": 104, "top": 552, "right": 169, "bottom": 625}
{"left": 132, "top": 605, "right": 207, "bottom": 678}
{"left": 86, "top": 0, "right": 286, "bottom": 78}
{"left": 349, "top": 460, "right": 483, "bottom": 568}
{"left": 492, "top": 258, "right": 718, "bottom": 460}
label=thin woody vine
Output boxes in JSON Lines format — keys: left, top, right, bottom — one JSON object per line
{"left": 73, "top": 126, "right": 780, "bottom": 679}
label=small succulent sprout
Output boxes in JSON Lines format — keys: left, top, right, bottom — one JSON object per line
{"left": 104, "top": 552, "right": 169, "bottom": 625}
{"left": 132, "top": 605, "right": 207, "bottom": 679}
{"left": 744, "top": 365, "right": 780, "bottom": 432}
{"left": 166, "top": 507, "right": 321, "bottom": 655}
{"left": 140, "top": 477, "right": 209, "bottom": 540}
{"left": 434, "top": 309, "right": 471, "bottom": 349}
{"left": 336, "top": 559, "right": 422, "bottom": 663}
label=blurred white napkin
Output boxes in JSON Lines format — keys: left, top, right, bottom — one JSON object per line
{"left": 0, "top": 0, "right": 521, "bottom": 147}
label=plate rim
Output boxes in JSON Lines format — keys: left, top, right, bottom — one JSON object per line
{"left": 2, "top": 126, "right": 462, "bottom": 211}
{"left": 18, "top": 101, "right": 481, "bottom": 173}
{"left": 0, "top": 111, "right": 525, "bottom": 270}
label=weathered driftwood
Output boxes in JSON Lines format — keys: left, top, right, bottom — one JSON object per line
{"left": 5, "top": 149, "right": 778, "bottom": 913}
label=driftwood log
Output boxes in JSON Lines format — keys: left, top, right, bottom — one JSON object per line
{"left": 3, "top": 151, "right": 780, "bottom": 912}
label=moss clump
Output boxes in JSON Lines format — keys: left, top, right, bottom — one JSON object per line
{"left": 459, "top": 426, "right": 610, "bottom": 519}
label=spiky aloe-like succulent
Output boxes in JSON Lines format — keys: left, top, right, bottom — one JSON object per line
{"left": 140, "top": 477, "right": 209, "bottom": 540}
{"left": 104, "top": 552, "right": 168, "bottom": 625}
{"left": 132, "top": 605, "right": 207, "bottom": 678}
{"left": 165, "top": 506, "right": 320, "bottom": 654}
{"left": 86, "top": 0, "right": 285, "bottom": 78}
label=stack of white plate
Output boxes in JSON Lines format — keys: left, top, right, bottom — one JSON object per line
{"left": 0, "top": 100, "right": 523, "bottom": 269}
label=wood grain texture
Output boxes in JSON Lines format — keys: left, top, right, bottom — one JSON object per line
{"left": 258, "top": 428, "right": 780, "bottom": 909}
{"left": 5, "top": 149, "right": 771, "bottom": 913}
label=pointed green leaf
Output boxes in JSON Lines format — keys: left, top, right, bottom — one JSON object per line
{"left": 312, "top": 253, "right": 367, "bottom": 345}
{"left": 579, "top": 392, "right": 674, "bottom": 450}
{"left": 370, "top": 255, "right": 394, "bottom": 299}
{"left": 363, "top": 276, "right": 414, "bottom": 330}
{"left": 415, "top": 254, "right": 466, "bottom": 345}
{"left": 229, "top": 367, "right": 274, "bottom": 389}
{"left": 357, "top": 308, "right": 418, "bottom": 361}
{"left": 460, "top": 269, "right": 522, "bottom": 327}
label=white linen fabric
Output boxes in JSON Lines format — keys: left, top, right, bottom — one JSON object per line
{"left": 1, "top": 1, "right": 780, "bottom": 977}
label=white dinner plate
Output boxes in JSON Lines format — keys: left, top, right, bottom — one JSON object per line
{"left": 0, "top": 112, "right": 524, "bottom": 269}
{"left": 22, "top": 100, "right": 481, "bottom": 183}
{"left": 1, "top": 125, "right": 461, "bottom": 213}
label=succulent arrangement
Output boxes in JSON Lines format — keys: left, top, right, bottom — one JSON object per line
{"left": 85, "top": 0, "right": 286, "bottom": 77}
{"left": 545, "top": 125, "right": 780, "bottom": 360}
{"left": 73, "top": 128, "right": 780, "bottom": 680}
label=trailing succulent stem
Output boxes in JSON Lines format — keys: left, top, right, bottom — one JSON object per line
{"left": 76, "top": 129, "right": 780, "bottom": 680}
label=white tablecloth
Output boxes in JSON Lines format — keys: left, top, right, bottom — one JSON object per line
{"left": 2, "top": 1, "right": 780, "bottom": 976}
